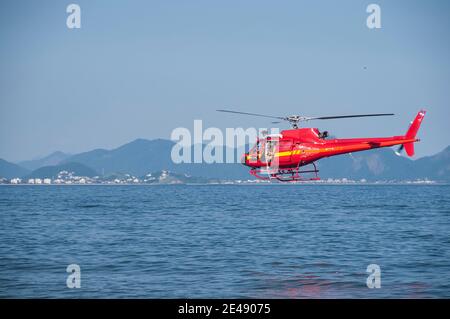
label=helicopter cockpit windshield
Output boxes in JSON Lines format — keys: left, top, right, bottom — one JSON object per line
{"left": 247, "top": 137, "right": 279, "bottom": 164}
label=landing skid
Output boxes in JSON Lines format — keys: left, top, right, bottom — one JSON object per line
{"left": 250, "top": 162, "right": 320, "bottom": 182}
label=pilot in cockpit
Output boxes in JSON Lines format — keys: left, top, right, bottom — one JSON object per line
{"left": 318, "top": 130, "right": 329, "bottom": 139}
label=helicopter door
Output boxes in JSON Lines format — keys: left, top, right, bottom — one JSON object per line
{"left": 260, "top": 139, "right": 278, "bottom": 164}
{"left": 276, "top": 140, "right": 293, "bottom": 166}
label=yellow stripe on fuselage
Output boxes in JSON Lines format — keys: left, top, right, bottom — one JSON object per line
{"left": 247, "top": 148, "right": 340, "bottom": 160}
{"left": 246, "top": 139, "right": 415, "bottom": 161}
{"left": 274, "top": 147, "right": 342, "bottom": 157}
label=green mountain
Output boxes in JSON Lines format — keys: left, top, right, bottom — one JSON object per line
{"left": 318, "top": 146, "right": 450, "bottom": 181}
{"left": 413, "top": 146, "right": 450, "bottom": 181}
{"left": 61, "top": 138, "right": 450, "bottom": 181}
{"left": 7, "top": 139, "right": 450, "bottom": 182}
{"left": 63, "top": 139, "right": 250, "bottom": 179}
{"left": 0, "top": 159, "right": 29, "bottom": 179}
{"left": 18, "top": 151, "right": 70, "bottom": 171}
{"left": 25, "top": 162, "right": 98, "bottom": 179}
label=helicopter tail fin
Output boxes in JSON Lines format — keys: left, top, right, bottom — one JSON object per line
{"left": 402, "top": 110, "right": 426, "bottom": 157}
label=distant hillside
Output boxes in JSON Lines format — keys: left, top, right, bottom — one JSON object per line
{"left": 318, "top": 148, "right": 415, "bottom": 180}
{"left": 63, "top": 139, "right": 250, "bottom": 179}
{"left": 25, "top": 162, "right": 98, "bottom": 179}
{"left": 413, "top": 146, "right": 450, "bottom": 181}
{"left": 0, "top": 159, "right": 29, "bottom": 179}
{"left": 319, "top": 146, "right": 450, "bottom": 181}
{"left": 19, "top": 151, "right": 70, "bottom": 171}
{"left": 61, "top": 138, "right": 450, "bottom": 181}
{"left": 64, "top": 139, "right": 174, "bottom": 176}
{"left": 5, "top": 139, "right": 450, "bottom": 182}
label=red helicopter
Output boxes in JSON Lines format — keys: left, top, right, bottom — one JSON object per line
{"left": 217, "top": 109, "right": 426, "bottom": 182}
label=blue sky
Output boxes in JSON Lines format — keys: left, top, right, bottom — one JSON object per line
{"left": 1, "top": 0, "right": 449, "bottom": 161}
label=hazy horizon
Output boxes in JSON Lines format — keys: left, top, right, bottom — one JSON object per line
{"left": 1, "top": 0, "right": 449, "bottom": 162}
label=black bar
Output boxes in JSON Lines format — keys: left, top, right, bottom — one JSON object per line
{"left": 0, "top": 299, "right": 447, "bottom": 317}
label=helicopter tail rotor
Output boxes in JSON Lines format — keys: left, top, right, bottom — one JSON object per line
{"left": 395, "top": 144, "right": 404, "bottom": 156}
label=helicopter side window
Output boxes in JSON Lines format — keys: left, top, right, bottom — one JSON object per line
{"left": 267, "top": 140, "right": 278, "bottom": 155}
{"left": 261, "top": 140, "right": 278, "bottom": 163}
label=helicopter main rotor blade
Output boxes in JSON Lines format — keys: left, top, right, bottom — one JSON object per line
{"left": 216, "top": 109, "right": 285, "bottom": 120}
{"left": 218, "top": 109, "right": 395, "bottom": 129}
{"left": 307, "top": 113, "right": 394, "bottom": 121}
